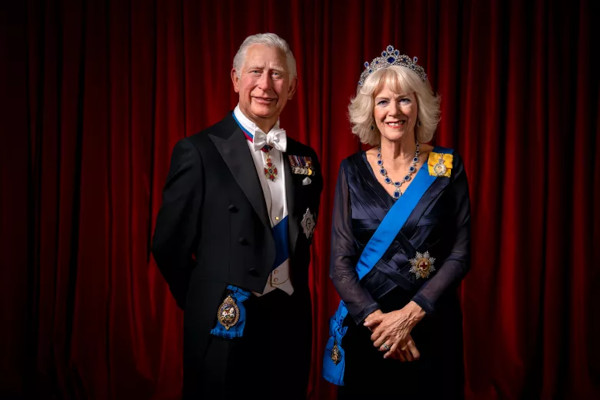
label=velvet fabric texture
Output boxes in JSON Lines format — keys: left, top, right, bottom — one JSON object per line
{"left": 1, "top": 0, "right": 599, "bottom": 399}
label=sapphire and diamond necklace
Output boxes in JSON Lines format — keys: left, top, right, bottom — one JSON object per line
{"left": 376, "top": 142, "right": 420, "bottom": 199}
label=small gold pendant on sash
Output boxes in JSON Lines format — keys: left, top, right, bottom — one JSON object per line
{"left": 217, "top": 295, "right": 240, "bottom": 330}
{"left": 331, "top": 342, "right": 341, "bottom": 365}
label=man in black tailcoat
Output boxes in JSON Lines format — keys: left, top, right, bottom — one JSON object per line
{"left": 152, "top": 32, "right": 322, "bottom": 399}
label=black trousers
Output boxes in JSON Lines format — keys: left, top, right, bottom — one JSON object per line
{"left": 184, "top": 289, "right": 312, "bottom": 400}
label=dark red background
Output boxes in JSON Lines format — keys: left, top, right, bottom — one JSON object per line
{"left": 1, "top": 0, "right": 599, "bottom": 399}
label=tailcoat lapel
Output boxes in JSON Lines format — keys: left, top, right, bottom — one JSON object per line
{"left": 209, "top": 120, "right": 271, "bottom": 230}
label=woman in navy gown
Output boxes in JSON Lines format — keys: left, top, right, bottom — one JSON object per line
{"left": 328, "top": 46, "right": 471, "bottom": 399}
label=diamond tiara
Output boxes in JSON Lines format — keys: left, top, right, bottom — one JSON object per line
{"left": 358, "top": 45, "right": 427, "bottom": 86}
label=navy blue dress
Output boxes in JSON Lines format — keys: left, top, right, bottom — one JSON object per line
{"left": 330, "top": 149, "right": 470, "bottom": 399}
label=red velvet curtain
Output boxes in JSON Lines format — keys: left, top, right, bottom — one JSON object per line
{"left": 2, "top": 0, "right": 599, "bottom": 399}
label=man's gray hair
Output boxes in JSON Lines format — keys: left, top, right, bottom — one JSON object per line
{"left": 233, "top": 33, "right": 297, "bottom": 78}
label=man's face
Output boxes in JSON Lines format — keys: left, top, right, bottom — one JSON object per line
{"left": 231, "top": 44, "right": 297, "bottom": 131}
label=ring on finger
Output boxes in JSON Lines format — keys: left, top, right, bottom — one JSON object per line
{"left": 381, "top": 343, "right": 390, "bottom": 351}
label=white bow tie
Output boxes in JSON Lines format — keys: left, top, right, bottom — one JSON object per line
{"left": 253, "top": 128, "right": 287, "bottom": 152}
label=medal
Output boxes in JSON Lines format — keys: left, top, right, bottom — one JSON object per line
{"left": 428, "top": 152, "right": 453, "bottom": 177}
{"left": 288, "top": 155, "right": 315, "bottom": 176}
{"left": 409, "top": 251, "right": 437, "bottom": 279}
{"left": 263, "top": 148, "right": 278, "bottom": 181}
{"left": 433, "top": 156, "right": 448, "bottom": 177}
{"left": 301, "top": 208, "right": 316, "bottom": 239}
{"left": 217, "top": 295, "right": 240, "bottom": 330}
{"left": 331, "top": 342, "right": 341, "bottom": 365}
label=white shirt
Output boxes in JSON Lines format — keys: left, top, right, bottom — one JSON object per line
{"left": 233, "top": 105, "right": 294, "bottom": 295}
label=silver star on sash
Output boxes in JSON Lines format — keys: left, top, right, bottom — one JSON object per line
{"left": 409, "top": 251, "right": 437, "bottom": 279}
{"left": 301, "top": 208, "right": 316, "bottom": 239}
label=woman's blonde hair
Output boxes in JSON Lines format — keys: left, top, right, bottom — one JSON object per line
{"left": 348, "top": 65, "right": 440, "bottom": 146}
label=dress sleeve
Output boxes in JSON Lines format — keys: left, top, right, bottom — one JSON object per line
{"left": 411, "top": 153, "right": 471, "bottom": 314}
{"left": 330, "top": 161, "right": 381, "bottom": 323}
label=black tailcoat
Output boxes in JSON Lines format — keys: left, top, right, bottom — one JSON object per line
{"left": 152, "top": 113, "right": 322, "bottom": 399}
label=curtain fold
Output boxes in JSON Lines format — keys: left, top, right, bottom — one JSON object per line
{"left": 1, "top": 0, "right": 598, "bottom": 399}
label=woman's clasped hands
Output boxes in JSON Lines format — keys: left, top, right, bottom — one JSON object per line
{"left": 363, "top": 301, "right": 426, "bottom": 361}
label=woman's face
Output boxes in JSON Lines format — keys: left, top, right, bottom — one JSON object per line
{"left": 373, "top": 84, "right": 418, "bottom": 144}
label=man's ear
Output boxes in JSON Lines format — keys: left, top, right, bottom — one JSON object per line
{"left": 287, "top": 76, "right": 298, "bottom": 99}
{"left": 231, "top": 68, "right": 240, "bottom": 93}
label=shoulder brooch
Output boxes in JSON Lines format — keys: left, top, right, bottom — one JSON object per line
{"left": 428, "top": 152, "right": 453, "bottom": 177}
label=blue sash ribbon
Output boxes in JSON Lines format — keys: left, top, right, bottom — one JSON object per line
{"left": 322, "top": 301, "right": 349, "bottom": 385}
{"left": 272, "top": 216, "right": 289, "bottom": 270}
{"left": 323, "top": 148, "right": 452, "bottom": 386}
